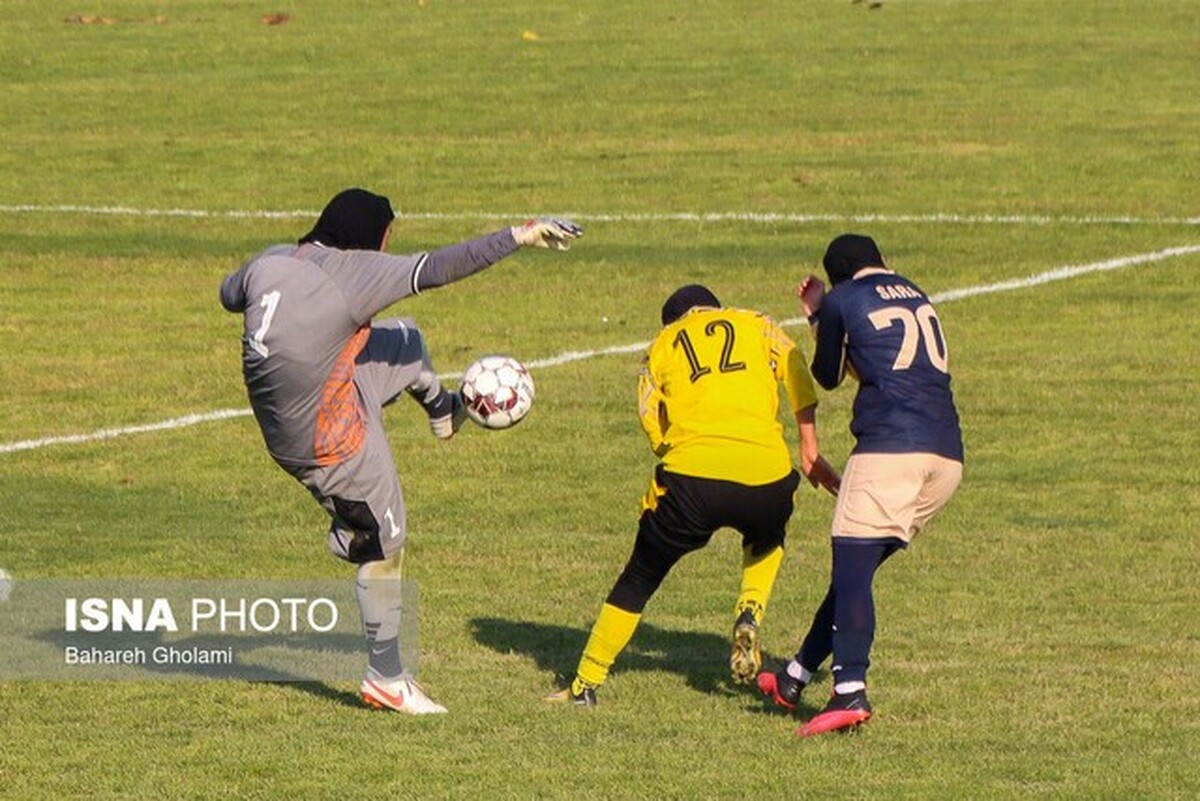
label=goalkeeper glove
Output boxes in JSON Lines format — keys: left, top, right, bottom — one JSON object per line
{"left": 512, "top": 217, "right": 584, "bottom": 251}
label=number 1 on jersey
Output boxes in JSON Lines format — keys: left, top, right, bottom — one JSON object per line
{"left": 249, "top": 290, "right": 281, "bottom": 358}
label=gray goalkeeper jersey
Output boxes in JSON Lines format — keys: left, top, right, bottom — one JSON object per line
{"left": 221, "top": 229, "right": 518, "bottom": 468}
{"left": 220, "top": 243, "right": 430, "bottom": 468}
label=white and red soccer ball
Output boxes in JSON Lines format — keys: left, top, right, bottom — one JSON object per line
{"left": 460, "top": 355, "right": 535, "bottom": 430}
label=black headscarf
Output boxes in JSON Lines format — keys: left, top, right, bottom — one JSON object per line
{"left": 822, "top": 233, "right": 885, "bottom": 286}
{"left": 661, "top": 284, "right": 721, "bottom": 325}
{"left": 299, "top": 188, "right": 395, "bottom": 251}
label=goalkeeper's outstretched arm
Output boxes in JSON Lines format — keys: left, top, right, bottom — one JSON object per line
{"left": 415, "top": 218, "right": 584, "bottom": 292}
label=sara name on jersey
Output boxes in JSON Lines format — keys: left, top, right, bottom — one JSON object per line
{"left": 874, "top": 283, "right": 924, "bottom": 301}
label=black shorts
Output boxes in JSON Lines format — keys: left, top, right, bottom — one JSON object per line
{"left": 640, "top": 466, "right": 801, "bottom": 560}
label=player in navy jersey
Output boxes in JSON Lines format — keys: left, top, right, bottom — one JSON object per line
{"left": 757, "top": 233, "right": 963, "bottom": 736}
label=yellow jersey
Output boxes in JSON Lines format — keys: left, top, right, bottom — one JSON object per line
{"left": 637, "top": 306, "right": 817, "bottom": 485}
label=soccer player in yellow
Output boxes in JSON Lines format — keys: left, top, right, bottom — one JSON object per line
{"left": 548, "top": 284, "right": 840, "bottom": 706}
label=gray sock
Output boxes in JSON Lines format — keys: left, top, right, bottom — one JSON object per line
{"left": 356, "top": 554, "right": 404, "bottom": 679}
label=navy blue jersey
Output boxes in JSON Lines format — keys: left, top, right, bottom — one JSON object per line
{"left": 811, "top": 269, "right": 963, "bottom": 461}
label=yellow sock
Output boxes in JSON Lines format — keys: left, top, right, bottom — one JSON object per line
{"left": 735, "top": 544, "right": 784, "bottom": 622}
{"left": 573, "top": 603, "right": 642, "bottom": 691}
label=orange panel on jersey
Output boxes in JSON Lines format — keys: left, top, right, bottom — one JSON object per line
{"left": 313, "top": 325, "right": 370, "bottom": 466}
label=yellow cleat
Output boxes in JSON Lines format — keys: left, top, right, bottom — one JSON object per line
{"left": 730, "top": 609, "right": 762, "bottom": 685}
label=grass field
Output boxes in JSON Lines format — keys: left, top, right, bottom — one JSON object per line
{"left": 2, "top": 1, "right": 1198, "bottom": 798}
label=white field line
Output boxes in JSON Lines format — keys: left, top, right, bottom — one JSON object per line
{"left": 2, "top": 244, "right": 1197, "bottom": 456}
{"left": 0, "top": 409, "right": 254, "bottom": 455}
{"left": 1, "top": 203, "right": 1199, "bottom": 227}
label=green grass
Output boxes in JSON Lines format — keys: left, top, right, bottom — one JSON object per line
{"left": 1, "top": 1, "right": 1198, "bottom": 798}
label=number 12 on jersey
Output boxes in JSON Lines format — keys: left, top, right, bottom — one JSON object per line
{"left": 673, "top": 319, "right": 747, "bottom": 383}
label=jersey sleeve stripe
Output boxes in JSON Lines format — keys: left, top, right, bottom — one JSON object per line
{"left": 410, "top": 252, "right": 429, "bottom": 296}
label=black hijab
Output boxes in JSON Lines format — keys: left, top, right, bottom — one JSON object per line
{"left": 822, "top": 233, "right": 885, "bottom": 286}
{"left": 299, "top": 188, "right": 395, "bottom": 251}
{"left": 661, "top": 284, "right": 721, "bottom": 325}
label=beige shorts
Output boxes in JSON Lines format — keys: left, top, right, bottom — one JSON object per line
{"left": 830, "top": 453, "right": 962, "bottom": 543}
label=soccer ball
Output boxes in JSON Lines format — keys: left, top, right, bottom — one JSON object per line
{"left": 459, "top": 355, "right": 535, "bottom": 430}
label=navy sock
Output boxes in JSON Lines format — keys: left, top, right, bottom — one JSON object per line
{"left": 796, "top": 585, "right": 835, "bottom": 671}
{"left": 828, "top": 538, "right": 903, "bottom": 687}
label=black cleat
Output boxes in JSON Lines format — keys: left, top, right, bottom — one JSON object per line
{"left": 544, "top": 684, "right": 598, "bottom": 708}
{"left": 756, "top": 669, "right": 804, "bottom": 711}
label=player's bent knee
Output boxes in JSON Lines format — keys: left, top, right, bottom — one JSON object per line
{"left": 327, "top": 525, "right": 387, "bottom": 564}
{"left": 607, "top": 560, "right": 672, "bottom": 613}
{"left": 325, "top": 496, "right": 391, "bottom": 564}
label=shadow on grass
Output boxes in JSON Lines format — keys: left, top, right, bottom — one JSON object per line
{"left": 287, "top": 681, "right": 363, "bottom": 709}
{"left": 470, "top": 615, "right": 824, "bottom": 715}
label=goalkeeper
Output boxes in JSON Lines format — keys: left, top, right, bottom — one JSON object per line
{"left": 220, "top": 188, "right": 580, "bottom": 714}
{"left": 548, "top": 284, "right": 839, "bottom": 706}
